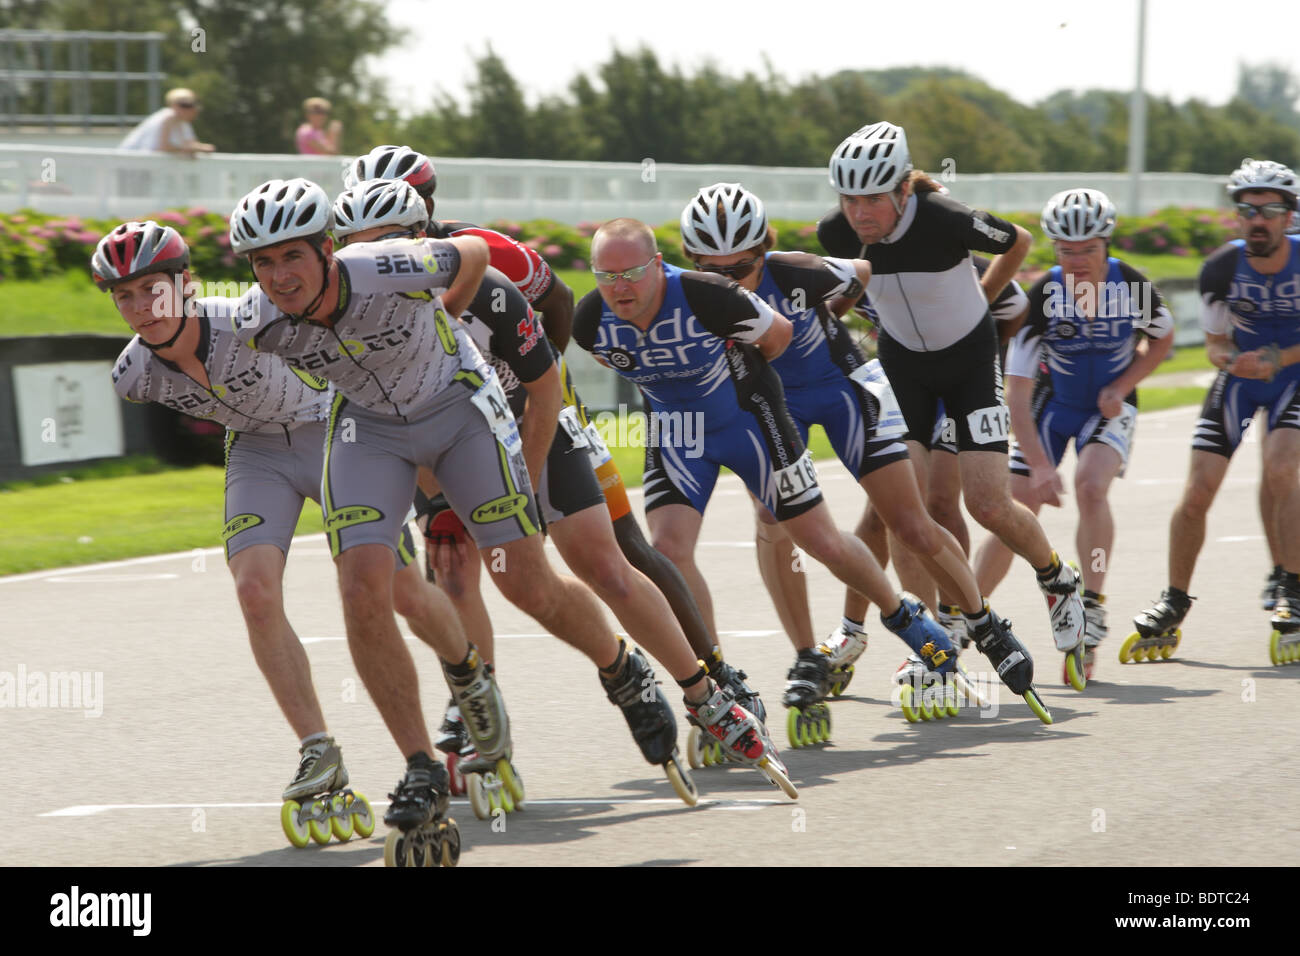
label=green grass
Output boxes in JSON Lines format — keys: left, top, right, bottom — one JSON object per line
{"left": 1154, "top": 344, "right": 1213, "bottom": 375}
{"left": 1136, "top": 385, "right": 1206, "bottom": 412}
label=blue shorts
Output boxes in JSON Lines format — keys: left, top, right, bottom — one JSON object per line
{"left": 784, "top": 370, "right": 909, "bottom": 480}
{"left": 1009, "top": 398, "right": 1137, "bottom": 476}
{"left": 1191, "top": 370, "right": 1300, "bottom": 458}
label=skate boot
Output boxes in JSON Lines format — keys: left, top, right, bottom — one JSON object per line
{"left": 599, "top": 639, "right": 698, "bottom": 806}
{"left": 1268, "top": 576, "right": 1300, "bottom": 665}
{"left": 442, "top": 645, "right": 523, "bottom": 817}
{"left": 967, "top": 604, "right": 1053, "bottom": 725}
{"left": 686, "top": 683, "right": 798, "bottom": 799}
{"left": 1038, "top": 556, "right": 1087, "bottom": 691}
{"left": 1082, "top": 592, "right": 1107, "bottom": 680}
{"left": 434, "top": 698, "right": 469, "bottom": 796}
{"left": 1262, "top": 566, "right": 1284, "bottom": 612}
{"left": 937, "top": 603, "right": 970, "bottom": 650}
{"left": 781, "top": 649, "right": 832, "bottom": 749}
{"left": 1121, "top": 588, "right": 1191, "bottom": 663}
{"left": 817, "top": 619, "right": 869, "bottom": 696}
{"left": 690, "top": 650, "right": 767, "bottom": 768}
{"left": 880, "top": 594, "right": 964, "bottom": 723}
{"left": 279, "top": 736, "right": 374, "bottom": 848}
{"left": 382, "top": 751, "right": 460, "bottom": 868}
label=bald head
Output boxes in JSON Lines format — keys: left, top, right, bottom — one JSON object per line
{"left": 592, "top": 218, "right": 658, "bottom": 265}
{"left": 165, "top": 88, "right": 198, "bottom": 107}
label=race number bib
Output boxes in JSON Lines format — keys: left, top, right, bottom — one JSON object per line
{"left": 470, "top": 372, "right": 522, "bottom": 457}
{"left": 557, "top": 406, "right": 590, "bottom": 450}
{"left": 582, "top": 421, "right": 612, "bottom": 467}
{"left": 774, "top": 450, "right": 819, "bottom": 503}
{"left": 849, "top": 363, "right": 907, "bottom": 440}
{"left": 966, "top": 404, "right": 1011, "bottom": 445}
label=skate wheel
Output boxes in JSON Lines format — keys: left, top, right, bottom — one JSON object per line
{"left": 819, "top": 713, "right": 831, "bottom": 742}
{"left": 1270, "top": 630, "right": 1283, "bottom": 666}
{"left": 786, "top": 707, "right": 804, "bottom": 748}
{"left": 499, "top": 759, "right": 525, "bottom": 809}
{"left": 329, "top": 794, "right": 354, "bottom": 841}
{"left": 307, "top": 800, "right": 332, "bottom": 844}
{"left": 1118, "top": 631, "right": 1140, "bottom": 664}
{"left": 446, "top": 751, "right": 466, "bottom": 797}
{"left": 280, "top": 799, "right": 312, "bottom": 849}
{"left": 899, "top": 684, "right": 921, "bottom": 723}
{"left": 383, "top": 828, "right": 416, "bottom": 867}
{"left": 1065, "top": 649, "right": 1087, "bottom": 692}
{"left": 686, "top": 726, "right": 705, "bottom": 769}
{"left": 943, "top": 680, "right": 960, "bottom": 718}
{"left": 441, "top": 820, "right": 461, "bottom": 867}
{"left": 350, "top": 793, "right": 375, "bottom": 838}
{"left": 665, "top": 755, "right": 699, "bottom": 807}
{"left": 467, "top": 774, "right": 490, "bottom": 821}
{"left": 1023, "top": 689, "right": 1054, "bottom": 725}
{"left": 759, "top": 756, "right": 799, "bottom": 800}
{"left": 918, "top": 692, "right": 935, "bottom": 721}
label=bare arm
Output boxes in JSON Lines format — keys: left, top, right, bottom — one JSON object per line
{"left": 518, "top": 363, "right": 563, "bottom": 489}
{"left": 1007, "top": 373, "right": 1062, "bottom": 507}
{"left": 981, "top": 225, "right": 1032, "bottom": 303}
{"left": 755, "top": 313, "right": 793, "bottom": 361}
{"left": 440, "top": 236, "right": 490, "bottom": 318}
{"left": 828, "top": 259, "right": 872, "bottom": 317}
{"left": 999, "top": 305, "right": 1029, "bottom": 345}
{"left": 535, "top": 276, "right": 575, "bottom": 353}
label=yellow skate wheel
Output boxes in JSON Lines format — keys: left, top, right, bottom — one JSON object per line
{"left": 307, "top": 799, "right": 332, "bottom": 844}
{"left": 1023, "top": 689, "right": 1054, "bottom": 725}
{"left": 1132, "top": 644, "right": 1149, "bottom": 662}
{"left": 819, "top": 713, "right": 831, "bottom": 741}
{"left": 665, "top": 757, "right": 699, "bottom": 807}
{"left": 1065, "top": 650, "right": 1087, "bottom": 691}
{"left": 686, "top": 726, "right": 704, "bottom": 769}
{"left": 350, "top": 793, "right": 375, "bottom": 838}
{"left": 383, "top": 828, "right": 415, "bottom": 867}
{"left": 899, "top": 684, "right": 921, "bottom": 723}
{"left": 467, "top": 774, "right": 490, "bottom": 821}
{"left": 441, "top": 821, "right": 461, "bottom": 867}
{"left": 1118, "top": 632, "right": 1139, "bottom": 664}
{"left": 759, "top": 756, "right": 799, "bottom": 800}
{"left": 499, "top": 760, "right": 525, "bottom": 808}
{"left": 944, "top": 680, "right": 960, "bottom": 717}
{"left": 499, "top": 777, "right": 515, "bottom": 814}
{"left": 1270, "top": 630, "right": 1283, "bottom": 666}
{"left": 280, "top": 800, "right": 311, "bottom": 848}
{"left": 1159, "top": 641, "right": 1175, "bottom": 660}
{"left": 786, "top": 707, "right": 803, "bottom": 748}
{"left": 329, "top": 794, "right": 354, "bottom": 841}
{"left": 918, "top": 692, "right": 935, "bottom": 721}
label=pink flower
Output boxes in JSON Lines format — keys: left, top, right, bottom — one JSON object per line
{"left": 187, "top": 207, "right": 209, "bottom": 217}
{"left": 157, "top": 211, "right": 189, "bottom": 226}
{"left": 576, "top": 221, "right": 598, "bottom": 237}
{"left": 1119, "top": 237, "right": 1135, "bottom": 250}
{"left": 1172, "top": 247, "right": 1189, "bottom": 256}
{"left": 216, "top": 234, "right": 231, "bottom": 248}
{"left": 571, "top": 258, "right": 587, "bottom": 271}
{"left": 543, "top": 243, "right": 562, "bottom": 258}
{"left": 10, "top": 215, "right": 27, "bottom": 224}
{"left": 198, "top": 225, "right": 214, "bottom": 238}
{"left": 1153, "top": 236, "right": 1168, "bottom": 248}
{"left": 221, "top": 252, "right": 236, "bottom": 268}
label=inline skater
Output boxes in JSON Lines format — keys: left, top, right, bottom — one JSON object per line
{"left": 679, "top": 183, "right": 1043, "bottom": 727}
{"left": 227, "top": 178, "right": 739, "bottom": 819}
{"left": 970, "top": 188, "right": 1174, "bottom": 679}
{"left": 96, "top": 220, "right": 509, "bottom": 858}
{"left": 820, "top": 121, "right": 1090, "bottom": 692}
{"left": 330, "top": 177, "right": 780, "bottom": 787}
{"left": 574, "top": 218, "right": 1051, "bottom": 737}
{"left": 343, "top": 145, "right": 764, "bottom": 742}
{"left": 1131, "top": 159, "right": 1300, "bottom": 666}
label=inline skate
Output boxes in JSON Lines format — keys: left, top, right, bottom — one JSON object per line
{"left": 1269, "top": 577, "right": 1300, "bottom": 665}
{"left": 383, "top": 751, "right": 460, "bottom": 867}
{"left": 818, "top": 620, "right": 868, "bottom": 696}
{"left": 689, "top": 650, "right": 768, "bottom": 767}
{"left": 1039, "top": 556, "right": 1087, "bottom": 691}
{"left": 1121, "top": 588, "right": 1191, "bottom": 663}
{"left": 279, "top": 736, "right": 375, "bottom": 848}
{"left": 781, "top": 649, "right": 832, "bottom": 748}
{"left": 966, "top": 604, "right": 1054, "bottom": 725}
{"left": 442, "top": 646, "right": 524, "bottom": 820}
{"left": 686, "top": 681, "right": 798, "bottom": 799}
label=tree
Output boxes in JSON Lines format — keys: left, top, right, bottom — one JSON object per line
{"left": 1236, "top": 63, "right": 1300, "bottom": 131}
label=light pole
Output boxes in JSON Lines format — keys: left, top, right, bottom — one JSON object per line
{"left": 1127, "top": 0, "right": 1148, "bottom": 215}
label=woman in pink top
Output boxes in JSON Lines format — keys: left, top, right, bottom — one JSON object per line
{"left": 296, "top": 97, "right": 342, "bottom": 155}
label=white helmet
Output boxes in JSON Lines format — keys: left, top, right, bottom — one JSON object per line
{"left": 829, "top": 121, "right": 912, "bottom": 195}
{"left": 1041, "top": 188, "right": 1117, "bottom": 241}
{"left": 332, "top": 179, "right": 429, "bottom": 239}
{"left": 229, "top": 178, "right": 333, "bottom": 255}
{"left": 1227, "top": 158, "right": 1300, "bottom": 206}
{"left": 343, "top": 144, "right": 437, "bottom": 196}
{"left": 680, "top": 183, "right": 768, "bottom": 256}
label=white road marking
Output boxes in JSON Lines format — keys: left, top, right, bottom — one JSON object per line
{"left": 1216, "top": 535, "right": 1264, "bottom": 543}
{"left": 46, "top": 573, "right": 179, "bottom": 583}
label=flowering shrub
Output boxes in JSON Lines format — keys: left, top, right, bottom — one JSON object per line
{"left": 0, "top": 206, "right": 1245, "bottom": 285}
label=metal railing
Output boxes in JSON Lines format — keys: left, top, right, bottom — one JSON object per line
{"left": 0, "top": 143, "right": 1230, "bottom": 222}
{"left": 0, "top": 30, "right": 165, "bottom": 130}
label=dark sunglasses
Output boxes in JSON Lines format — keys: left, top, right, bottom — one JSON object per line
{"left": 1236, "top": 202, "right": 1292, "bottom": 220}
{"left": 694, "top": 255, "right": 762, "bottom": 280}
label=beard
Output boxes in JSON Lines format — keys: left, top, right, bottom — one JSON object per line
{"left": 1245, "top": 230, "right": 1280, "bottom": 257}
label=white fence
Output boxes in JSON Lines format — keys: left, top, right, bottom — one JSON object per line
{"left": 0, "top": 144, "right": 1228, "bottom": 224}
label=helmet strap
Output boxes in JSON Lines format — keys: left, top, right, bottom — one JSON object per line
{"left": 141, "top": 309, "right": 191, "bottom": 353}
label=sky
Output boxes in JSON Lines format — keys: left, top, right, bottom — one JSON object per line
{"left": 367, "top": 0, "right": 1299, "bottom": 115}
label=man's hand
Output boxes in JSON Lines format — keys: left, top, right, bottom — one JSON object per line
{"left": 422, "top": 495, "right": 472, "bottom": 580}
{"left": 1097, "top": 384, "right": 1125, "bottom": 420}
{"left": 1029, "top": 461, "right": 1064, "bottom": 508}
{"left": 1229, "top": 345, "right": 1282, "bottom": 381}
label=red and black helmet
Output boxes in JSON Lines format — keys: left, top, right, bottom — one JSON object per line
{"left": 91, "top": 220, "right": 190, "bottom": 291}
{"left": 344, "top": 145, "right": 437, "bottom": 198}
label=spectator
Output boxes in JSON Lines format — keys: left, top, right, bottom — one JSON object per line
{"left": 296, "top": 97, "right": 342, "bottom": 155}
{"left": 119, "top": 88, "right": 215, "bottom": 157}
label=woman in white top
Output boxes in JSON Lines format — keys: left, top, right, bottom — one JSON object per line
{"left": 119, "top": 88, "right": 215, "bottom": 156}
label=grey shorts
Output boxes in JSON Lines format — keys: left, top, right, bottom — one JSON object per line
{"left": 322, "top": 374, "right": 540, "bottom": 557}
{"left": 223, "top": 421, "right": 415, "bottom": 566}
